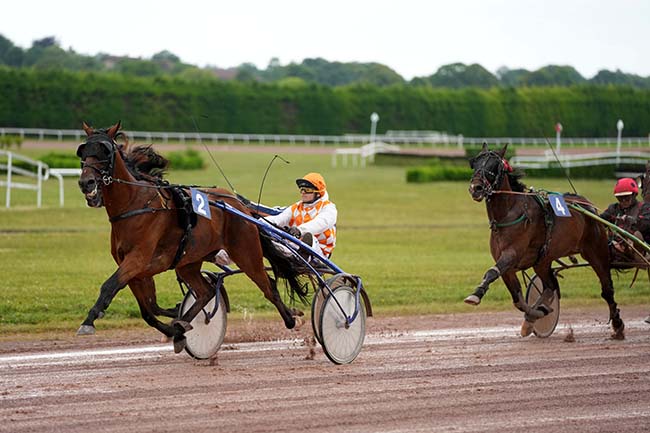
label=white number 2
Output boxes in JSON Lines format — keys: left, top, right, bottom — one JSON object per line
{"left": 196, "top": 194, "right": 207, "bottom": 216}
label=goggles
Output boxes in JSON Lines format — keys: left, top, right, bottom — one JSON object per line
{"left": 299, "top": 187, "right": 317, "bottom": 194}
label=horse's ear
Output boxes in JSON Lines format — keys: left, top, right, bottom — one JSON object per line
{"left": 106, "top": 121, "right": 122, "bottom": 140}
{"left": 82, "top": 121, "right": 94, "bottom": 137}
{"left": 481, "top": 141, "right": 488, "bottom": 153}
{"left": 497, "top": 143, "right": 508, "bottom": 158}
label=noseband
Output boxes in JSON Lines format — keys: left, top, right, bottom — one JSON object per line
{"left": 471, "top": 151, "right": 511, "bottom": 199}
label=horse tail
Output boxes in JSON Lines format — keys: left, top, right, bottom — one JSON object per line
{"left": 258, "top": 232, "right": 310, "bottom": 304}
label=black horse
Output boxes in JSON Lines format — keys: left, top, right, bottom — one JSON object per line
{"left": 467, "top": 143, "right": 624, "bottom": 339}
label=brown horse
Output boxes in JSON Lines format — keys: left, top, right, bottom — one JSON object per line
{"left": 466, "top": 143, "right": 625, "bottom": 339}
{"left": 76, "top": 121, "right": 304, "bottom": 352}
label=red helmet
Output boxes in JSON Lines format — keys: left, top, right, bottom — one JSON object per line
{"left": 613, "top": 178, "right": 639, "bottom": 197}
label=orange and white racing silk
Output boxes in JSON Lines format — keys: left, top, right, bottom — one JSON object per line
{"left": 264, "top": 191, "right": 337, "bottom": 257}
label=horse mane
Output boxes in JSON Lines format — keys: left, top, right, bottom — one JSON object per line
{"left": 87, "top": 125, "right": 168, "bottom": 183}
{"left": 506, "top": 167, "right": 527, "bottom": 193}
{"left": 124, "top": 145, "right": 169, "bottom": 182}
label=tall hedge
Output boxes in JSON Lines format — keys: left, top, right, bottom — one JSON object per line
{"left": 1, "top": 67, "right": 649, "bottom": 137}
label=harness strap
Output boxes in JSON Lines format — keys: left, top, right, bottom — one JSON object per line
{"left": 169, "top": 224, "right": 191, "bottom": 270}
{"left": 490, "top": 213, "right": 528, "bottom": 231}
{"left": 109, "top": 207, "right": 164, "bottom": 222}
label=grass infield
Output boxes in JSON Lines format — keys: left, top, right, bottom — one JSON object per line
{"left": 1, "top": 148, "right": 648, "bottom": 334}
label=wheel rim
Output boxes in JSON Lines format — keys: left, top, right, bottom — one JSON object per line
{"left": 525, "top": 276, "right": 560, "bottom": 338}
{"left": 319, "top": 286, "right": 365, "bottom": 364}
{"left": 311, "top": 287, "right": 327, "bottom": 345}
{"left": 312, "top": 274, "right": 354, "bottom": 346}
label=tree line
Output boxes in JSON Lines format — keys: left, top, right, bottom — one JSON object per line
{"left": 2, "top": 67, "right": 649, "bottom": 137}
{"left": 1, "top": 34, "right": 649, "bottom": 89}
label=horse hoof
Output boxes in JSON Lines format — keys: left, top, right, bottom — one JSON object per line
{"left": 293, "top": 316, "right": 305, "bottom": 330}
{"left": 521, "top": 321, "right": 534, "bottom": 337}
{"left": 173, "top": 337, "right": 187, "bottom": 354}
{"left": 291, "top": 308, "right": 304, "bottom": 317}
{"left": 76, "top": 325, "right": 96, "bottom": 336}
{"left": 464, "top": 295, "right": 481, "bottom": 305}
{"left": 611, "top": 331, "right": 625, "bottom": 340}
{"left": 611, "top": 323, "right": 625, "bottom": 340}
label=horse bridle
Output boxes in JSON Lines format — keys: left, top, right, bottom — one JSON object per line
{"left": 76, "top": 133, "right": 118, "bottom": 186}
{"left": 471, "top": 151, "right": 508, "bottom": 199}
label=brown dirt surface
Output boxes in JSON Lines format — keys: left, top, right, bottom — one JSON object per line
{"left": 2, "top": 306, "right": 650, "bottom": 433}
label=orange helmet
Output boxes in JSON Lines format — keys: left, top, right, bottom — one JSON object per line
{"left": 296, "top": 172, "right": 326, "bottom": 194}
{"left": 614, "top": 178, "right": 638, "bottom": 197}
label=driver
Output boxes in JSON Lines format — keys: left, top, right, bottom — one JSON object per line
{"left": 264, "top": 172, "right": 337, "bottom": 258}
{"left": 600, "top": 177, "right": 650, "bottom": 242}
{"left": 600, "top": 177, "right": 650, "bottom": 324}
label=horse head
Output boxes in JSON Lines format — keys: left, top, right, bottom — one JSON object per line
{"left": 76, "top": 121, "right": 122, "bottom": 207}
{"left": 639, "top": 161, "right": 650, "bottom": 204}
{"left": 468, "top": 142, "right": 511, "bottom": 202}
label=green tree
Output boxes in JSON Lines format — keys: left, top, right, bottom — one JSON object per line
{"left": 496, "top": 66, "right": 529, "bottom": 87}
{"left": 426, "top": 63, "right": 499, "bottom": 88}
{"left": 590, "top": 69, "right": 649, "bottom": 88}
{"left": 521, "top": 65, "right": 586, "bottom": 86}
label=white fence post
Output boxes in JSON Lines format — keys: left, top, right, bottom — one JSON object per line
{"left": 37, "top": 161, "right": 43, "bottom": 207}
{"left": 6, "top": 151, "right": 12, "bottom": 208}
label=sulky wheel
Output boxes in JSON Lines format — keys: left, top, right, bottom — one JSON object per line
{"left": 180, "top": 289, "right": 227, "bottom": 359}
{"left": 524, "top": 274, "right": 560, "bottom": 338}
{"left": 311, "top": 274, "right": 356, "bottom": 345}
{"left": 319, "top": 285, "right": 366, "bottom": 364}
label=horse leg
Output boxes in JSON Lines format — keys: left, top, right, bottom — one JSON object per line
{"left": 519, "top": 265, "right": 558, "bottom": 337}
{"left": 500, "top": 270, "right": 527, "bottom": 312}
{"left": 583, "top": 249, "right": 625, "bottom": 340}
{"left": 128, "top": 277, "right": 176, "bottom": 338}
{"left": 231, "top": 251, "right": 297, "bottom": 329}
{"left": 465, "top": 250, "right": 517, "bottom": 305}
{"left": 172, "top": 263, "right": 214, "bottom": 353}
{"left": 77, "top": 269, "right": 126, "bottom": 335}
{"left": 152, "top": 302, "right": 180, "bottom": 319}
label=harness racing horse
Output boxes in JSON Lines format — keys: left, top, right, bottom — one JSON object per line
{"left": 466, "top": 143, "right": 625, "bottom": 339}
{"left": 76, "top": 121, "right": 304, "bottom": 352}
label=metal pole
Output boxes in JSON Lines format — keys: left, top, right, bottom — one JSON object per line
{"left": 616, "top": 119, "right": 624, "bottom": 166}
{"left": 370, "top": 112, "right": 379, "bottom": 144}
{"left": 6, "top": 152, "right": 11, "bottom": 208}
{"left": 37, "top": 161, "right": 42, "bottom": 208}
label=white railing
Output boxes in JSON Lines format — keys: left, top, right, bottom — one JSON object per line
{"left": 48, "top": 168, "right": 82, "bottom": 207}
{"left": 332, "top": 142, "right": 400, "bottom": 168}
{"left": 2, "top": 127, "right": 648, "bottom": 148}
{"left": 510, "top": 150, "right": 650, "bottom": 170}
{"left": 0, "top": 150, "right": 81, "bottom": 208}
{"left": 0, "top": 150, "right": 47, "bottom": 208}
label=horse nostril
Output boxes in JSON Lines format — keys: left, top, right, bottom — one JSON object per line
{"left": 79, "top": 178, "right": 97, "bottom": 193}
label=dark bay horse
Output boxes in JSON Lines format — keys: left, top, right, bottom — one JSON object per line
{"left": 466, "top": 143, "right": 624, "bottom": 339}
{"left": 76, "top": 121, "right": 304, "bottom": 352}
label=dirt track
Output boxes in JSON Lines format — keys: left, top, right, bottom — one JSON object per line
{"left": 2, "top": 307, "right": 650, "bottom": 433}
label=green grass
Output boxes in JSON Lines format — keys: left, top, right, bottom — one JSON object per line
{"left": 1, "top": 148, "right": 649, "bottom": 334}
